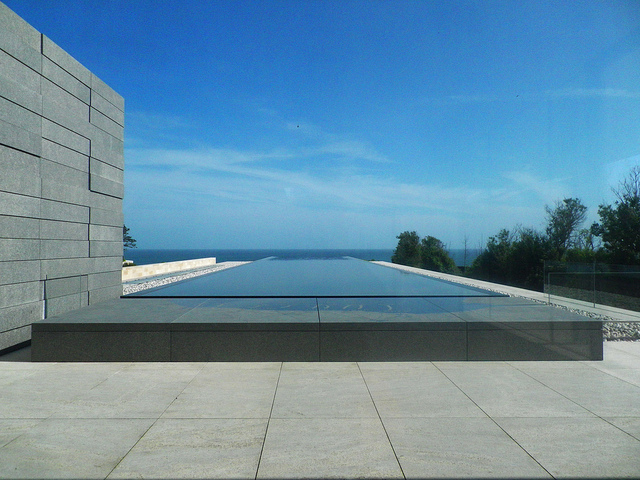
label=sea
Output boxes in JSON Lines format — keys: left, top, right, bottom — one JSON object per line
{"left": 124, "top": 248, "right": 481, "bottom": 267}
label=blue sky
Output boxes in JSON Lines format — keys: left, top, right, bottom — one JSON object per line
{"left": 8, "top": 0, "right": 640, "bottom": 249}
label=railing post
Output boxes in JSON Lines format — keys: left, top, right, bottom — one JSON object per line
{"left": 593, "top": 261, "right": 596, "bottom": 307}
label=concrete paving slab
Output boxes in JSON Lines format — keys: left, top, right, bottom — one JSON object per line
{"left": 257, "top": 418, "right": 403, "bottom": 479}
{"left": 0, "top": 418, "right": 153, "bottom": 479}
{"left": 0, "top": 419, "right": 42, "bottom": 448}
{"left": 0, "top": 363, "right": 126, "bottom": 418}
{"left": 1, "top": 342, "right": 639, "bottom": 478}
{"left": 514, "top": 363, "right": 640, "bottom": 417}
{"left": 107, "top": 418, "right": 267, "bottom": 480}
{"left": 607, "top": 341, "right": 640, "bottom": 356}
{"left": 605, "top": 417, "right": 640, "bottom": 442}
{"left": 582, "top": 350, "right": 640, "bottom": 387}
{"left": 495, "top": 417, "right": 640, "bottom": 479}
{"left": 271, "top": 362, "right": 378, "bottom": 418}
{"left": 51, "top": 364, "right": 202, "bottom": 418}
{"left": 359, "top": 362, "right": 486, "bottom": 417}
{"left": 383, "top": 417, "right": 552, "bottom": 479}
{"left": 162, "top": 363, "right": 280, "bottom": 418}
{"left": 435, "top": 362, "right": 594, "bottom": 417}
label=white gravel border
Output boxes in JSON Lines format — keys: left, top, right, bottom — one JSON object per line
{"left": 122, "top": 261, "right": 250, "bottom": 295}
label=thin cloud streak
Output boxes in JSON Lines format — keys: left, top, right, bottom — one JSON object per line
{"left": 126, "top": 146, "right": 557, "bottom": 221}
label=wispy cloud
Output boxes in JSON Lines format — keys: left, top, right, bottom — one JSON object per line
{"left": 546, "top": 88, "right": 640, "bottom": 99}
{"left": 500, "top": 170, "right": 569, "bottom": 203}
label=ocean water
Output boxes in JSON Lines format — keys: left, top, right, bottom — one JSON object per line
{"left": 124, "top": 248, "right": 481, "bottom": 267}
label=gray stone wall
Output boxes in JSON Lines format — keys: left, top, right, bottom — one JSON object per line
{"left": 0, "top": 2, "right": 124, "bottom": 352}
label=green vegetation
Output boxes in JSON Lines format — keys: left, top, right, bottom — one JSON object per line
{"left": 392, "top": 167, "right": 640, "bottom": 292}
{"left": 591, "top": 166, "right": 640, "bottom": 265}
{"left": 123, "top": 225, "right": 137, "bottom": 250}
{"left": 392, "top": 231, "right": 458, "bottom": 274}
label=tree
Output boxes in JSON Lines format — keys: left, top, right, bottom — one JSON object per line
{"left": 467, "top": 229, "right": 513, "bottom": 285}
{"left": 123, "top": 225, "right": 137, "bottom": 250}
{"left": 545, "top": 198, "right": 587, "bottom": 259}
{"left": 391, "top": 231, "right": 458, "bottom": 273}
{"left": 420, "top": 235, "right": 458, "bottom": 274}
{"left": 591, "top": 167, "right": 640, "bottom": 264}
{"left": 467, "top": 227, "right": 552, "bottom": 291}
{"left": 391, "top": 231, "right": 421, "bottom": 267}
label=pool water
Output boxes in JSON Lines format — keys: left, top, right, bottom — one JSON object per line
{"left": 124, "top": 257, "right": 503, "bottom": 298}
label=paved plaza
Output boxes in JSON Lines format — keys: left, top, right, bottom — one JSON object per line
{"left": 0, "top": 342, "right": 639, "bottom": 479}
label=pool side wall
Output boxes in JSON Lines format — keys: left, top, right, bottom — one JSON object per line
{"left": 0, "top": 2, "right": 124, "bottom": 353}
{"left": 31, "top": 298, "right": 603, "bottom": 362}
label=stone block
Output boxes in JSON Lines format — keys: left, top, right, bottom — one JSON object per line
{"left": 171, "top": 331, "right": 320, "bottom": 362}
{"left": 42, "top": 35, "right": 91, "bottom": 85}
{"left": 40, "top": 219, "right": 88, "bottom": 241}
{"left": 87, "top": 190, "right": 122, "bottom": 212}
{"left": 89, "top": 175, "right": 124, "bottom": 199}
{"left": 91, "top": 91, "right": 124, "bottom": 126}
{"left": 0, "top": 191, "right": 40, "bottom": 218}
{"left": 91, "top": 73, "right": 124, "bottom": 112}
{"left": 42, "top": 57, "right": 91, "bottom": 104}
{"left": 87, "top": 271, "right": 121, "bottom": 290}
{"left": 45, "top": 293, "right": 86, "bottom": 317}
{"left": 41, "top": 139, "right": 89, "bottom": 172}
{"left": 0, "top": 96, "right": 41, "bottom": 134}
{"left": 40, "top": 198, "right": 89, "bottom": 223}
{"left": 89, "top": 224, "right": 122, "bottom": 242}
{"left": 0, "top": 49, "right": 40, "bottom": 92}
{"left": 90, "top": 241, "right": 122, "bottom": 258}
{"left": 41, "top": 257, "right": 91, "bottom": 280}
{"left": 0, "top": 25, "right": 40, "bottom": 70}
{"left": 89, "top": 158, "right": 123, "bottom": 182}
{"left": 467, "top": 326, "right": 603, "bottom": 361}
{"left": 0, "top": 145, "right": 41, "bottom": 197}
{"left": 0, "top": 238, "right": 40, "bottom": 261}
{"left": 0, "top": 71, "right": 43, "bottom": 114}
{"left": 31, "top": 331, "right": 170, "bottom": 362}
{"left": 40, "top": 240, "right": 89, "bottom": 259}
{"left": 0, "top": 324, "right": 31, "bottom": 352}
{"left": 0, "top": 118, "right": 41, "bottom": 156}
{"left": 45, "top": 275, "right": 83, "bottom": 299}
{"left": 41, "top": 159, "right": 89, "bottom": 191}
{"left": 0, "top": 216, "right": 39, "bottom": 239}
{"left": 0, "top": 260, "right": 40, "bottom": 286}
{"left": 88, "top": 284, "right": 123, "bottom": 304}
{"left": 319, "top": 330, "right": 467, "bottom": 361}
{"left": 0, "top": 300, "right": 42, "bottom": 332}
{"left": 0, "top": 3, "right": 41, "bottom": 50}
{"left": 41, "top": 179, "right": 90, "bottom": 207}
{"left": 89, "top": 256, "right": 123, "bottom": 275}
{"left": 89, "top": 125, "right": 124, "bottom": 168}
{"left": 0, "top": 281, "right": 42, "bottom": 309}
{"left": 42, "top": 118, "right": 90, "bottom": 155}
{"left": 42, "top": 79, "right": 91, "bottom": 136}
{"left": 90, "top": 107, "right": 123, "bottom": 140}
{"left": 89, "top": 206, "right": 123, "bottom": 227}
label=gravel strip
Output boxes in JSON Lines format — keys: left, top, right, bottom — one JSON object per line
{"left": 122, "top": 262, "right": 250, "bottom": 295}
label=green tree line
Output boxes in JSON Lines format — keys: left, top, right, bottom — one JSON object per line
{"left": 392, "top": 166, "right": 640, "bottom": 291}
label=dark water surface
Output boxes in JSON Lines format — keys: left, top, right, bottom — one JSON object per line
{"left": 126, "top": 257, "right": 500, "bottom": 298}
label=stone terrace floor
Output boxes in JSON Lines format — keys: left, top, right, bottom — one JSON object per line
{"left": 0, "top": 342, "right": 639, "bottom": 479}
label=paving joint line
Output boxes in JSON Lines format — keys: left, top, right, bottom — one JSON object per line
{"left": 508, "top": 362, "right": 640, "bottom": 443}
{"left": 254, "top": 361, "right": 283, "bottom": 480}
{"left": 356, "top": 362, "right": 406, "bottom": 479}
{"left": 432, "top": 362, "right": 557, "bottom": 479}
{"left": 103, "top": 362, "right": 205, "bottom": 478}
